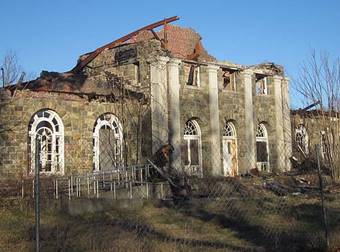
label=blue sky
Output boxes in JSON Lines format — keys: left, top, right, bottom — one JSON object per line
{"left": 1, "top": 0, "right": 339, "bottom": 108}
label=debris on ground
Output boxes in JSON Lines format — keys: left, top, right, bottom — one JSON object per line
{"left": 148, "top": 144, "right": 191, "bottom": 203}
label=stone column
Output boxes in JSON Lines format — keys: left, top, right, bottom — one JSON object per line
{"left": 168, "top": 58, "right": 182, "bottom": 169}
{"left": 207, "top": 65, "right": 222, "bottom": 175}
{"left": 150, "top": 56, "right": 169, "bottom": 153}
{"left": 282, "top": 77, "right": 292, "bottom": 171}
{"left": 243, "top": 70, "right": 256, "bottom": 170}
{"left": 273, "top": 76, "right": 286, "bottom": 171}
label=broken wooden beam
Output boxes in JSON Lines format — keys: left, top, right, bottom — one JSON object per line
{"left": 71, "top": 16, "right": 180, "bottom": 73}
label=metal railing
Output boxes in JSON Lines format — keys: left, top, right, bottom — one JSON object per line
{"left": 256, "top": 161, "right": 270, "bottom": 172}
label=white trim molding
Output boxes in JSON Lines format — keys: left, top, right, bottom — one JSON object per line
{"left": 93, "top": 113, "right": 123, "bottom": 172}
{"left": 28, "top": 109, "right": 64, "bottom": 175}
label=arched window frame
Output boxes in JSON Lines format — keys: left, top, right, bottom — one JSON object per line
{"left": 93, "top": 113, "right": 123, "bottom": 172}
{"left": 222, "top": 121, "right": 238, "bottom": 176}
{"left": 223, "top": 121, "right": 237, "bottom": 139}
{"left": 256, "top": 123, "right": 270, "bottom": 172}
{"left": 28, "top": 109, "right": 64, "bottom": 175}
{"left": 295, "top": 124, "right": 309, "bottom": 155}
{"left": 183, "top": 119, "right": 203, "bottom": 177}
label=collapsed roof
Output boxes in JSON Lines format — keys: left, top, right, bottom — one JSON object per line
{"left": 72, "top": 16, "right": 216, "bottom": 73}
{"left": 4, "top": 70, "right": 146, "bottom": 102}
{"left": 126, "top": 24, "right": 215, "bottom": 62}
{"left": 3, "top": 16, "right": 286, "bottom": 96}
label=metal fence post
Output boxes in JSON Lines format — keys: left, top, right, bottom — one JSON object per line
{"left": 316, "top": 144, "right": 330, "bottom": 249}
{"left": 129, "top": 181, "right": 133, "bottom": 199}
{"left": 70, "top": 175, "right": 74, "bottom": 196}
{"left": 34, "top": 139, "right": 40, "bottom": 252}
{"left": 96, "top": 180, "right": 99, "bottom": 198}
{"left": 21, "top": 180, "right": 24, "bottom": 199}
{"left": 140, "top": 167, "right": 143, "bottom": 183}
{"left": 125, "top": 170, "right": 128, "bottom": 188}
{"left": 146, "top": 182, "right": 149, "bottom": 199}
{"left": 32, "top": 178, "right": 35, "bottom": 198}
{"left": 160, "top": 182, "right": 164, "bottom": 199}
{"left": 113, "top": 181, "right": 116, "bottom": 199}
{"left": 87, "top": 176, "right": 90, "bottom": 197}
{"left": 77, "top": 177, "right": 80, "bottom": 197}
{"left": 55, "top": 179, "right": 59, "bottom": 200}
{"left": 68, "top": 179, "right": 71, "bottom": 200}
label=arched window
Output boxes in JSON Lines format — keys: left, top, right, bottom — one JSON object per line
{"left": 28, "top": 109, "right": 64, "bottom": 174}
{"left": 222, "top": 122, "right": 238, "bottom": 176}
{"left": 183, "top": 119, "right": 202, "bottom": 177}
{"left": 223, "top": 122, "right": 237, "bottom": 138}
{"left": 93, "top": 113, "right": 123, "bottom": 172}
{"left": 295, "top": 124, "right": 309, "bottom": 154}
{"left": 256, "top": 123, "right": 270, "bottom": 171}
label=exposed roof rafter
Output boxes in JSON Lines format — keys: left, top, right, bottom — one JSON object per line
{"left": 70, "top": 16, "right": 180, "bottom": 73}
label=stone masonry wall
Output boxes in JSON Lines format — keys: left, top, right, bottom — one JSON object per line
{"left": 82, "top": 40, "right": 161, "bottom": 161}
{"left": 179, "top": 64, "right": 212, "bottom": 175}
{"left": 218, "top": 72, "right": 248, "bottom": 173}
{"left": 178, "top": 65, "right": 283, "bottom": 175}
{"left": 254, "top": 76, "right": 279, "bottom": 171}
{"left": 290, "top": 113, "right": 333, "bottom": 160}
{"left": 0, "top": 89, "right": 145, "bottom": 178}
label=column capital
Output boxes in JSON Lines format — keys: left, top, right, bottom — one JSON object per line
{"left": 273, "top": 75, "right": 283, "bottom": 81}
{"left": 206, "top": 64, "right": 220, "bottom": 72}
{"left": 157, "top": 56, "right": 169, "bottom": 65}
{"left": 283, "top": 76, "right": 290, "bottom": 82}
{"left": 148, "top": 56, "right": 169, "bottom": 68}
{"left": 242, "top": 69, "right": 253, "bottom": 76}
{"left": 168, "top": 58, "right": 181, "bottom": 66}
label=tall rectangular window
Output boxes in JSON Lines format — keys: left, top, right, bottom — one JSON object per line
{"left": 187, "top": 65, "right": 200, "bottom": 86}
{"left": 222, "top": 71, "right": 237, "bottom": 91}
{"left": 256, "top": 76, "right": 268, "bottom": 95}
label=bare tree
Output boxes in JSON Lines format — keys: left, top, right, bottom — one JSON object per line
{"left": 0, "top": 51, "right": 24, "bottom": 86}
{"left": 294, "top": 50, "right": 340, "bottom": 180}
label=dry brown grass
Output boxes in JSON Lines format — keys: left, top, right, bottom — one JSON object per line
{"left": 0, "top": 175, "right": 340, "bottom": 251}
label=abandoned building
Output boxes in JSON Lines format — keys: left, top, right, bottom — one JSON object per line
{"left": 291, "top": 106, "right": 340, "bottom": 164}
{"left": 0, "top": 16, "right": 293, "bottom": 179}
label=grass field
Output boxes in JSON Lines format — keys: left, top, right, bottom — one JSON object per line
{"left": 0, "top": 175, "right": 340, "bottom": 251}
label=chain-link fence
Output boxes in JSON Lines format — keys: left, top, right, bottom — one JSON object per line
{"left": 0, "top": 152, "right": 339, "bottom": 251}
{"left": 0, "top": 100, "right": 339, "bottom": 251}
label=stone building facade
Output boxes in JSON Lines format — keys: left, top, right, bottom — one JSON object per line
{"left": 291, "top": 109, "right": 340, "bottom": 163}
{"left": 0, "top": 23, "right": 292, "bottom": 178}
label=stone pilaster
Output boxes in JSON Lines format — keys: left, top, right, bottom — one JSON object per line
{"left": 207, "top": 65, "right": 222, "bottom": 175}
{"left": 167, "top": 58, "right": 182, "bottom": 169}
{"left": 273, "top": 76, "right": 286, "bottom": 171}
{"left": 243, "top": 70, "right": 256, "bottom": 170}
{"left": 282, "top": 77, "right": 292, "bottom": 171}
{"left": 150, "top": 56, "right": 169, "bottom": 153}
